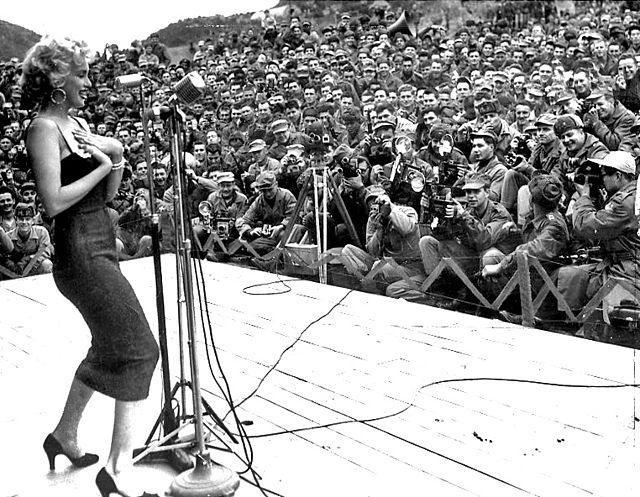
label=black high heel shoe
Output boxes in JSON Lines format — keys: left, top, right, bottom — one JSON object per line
{"left": 43, "top": 433, "right": 99, "bottom": 471}
{"left": 95, "top": 468, "right": 159, "bottom": 497}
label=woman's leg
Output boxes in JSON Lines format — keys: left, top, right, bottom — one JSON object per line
{"left": 106, "top": 399, "right": 143, "bottom": 473}
{"left": 104, "top": 399, "right": 146, "bottom": 493}
{"left": 51, "top": 377, "right": 94, "bottom": 456}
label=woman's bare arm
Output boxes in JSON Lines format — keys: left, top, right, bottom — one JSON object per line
{"left": 27, "top": 118, "right": 112, "bottom": 217}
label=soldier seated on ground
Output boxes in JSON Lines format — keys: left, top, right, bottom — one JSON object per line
{"left": 338, "top": 185, "right": 423, "bottom": 295}
{"left": 115, "top": 189, "right": 153, "bottom": 260}
{"left": 482, "top": 173, "right": 570, "bottom": 324}
{"left": 414, "top": 173, "right": 519, "bottom": 304}
{"left": 193, "top": 172, "right": 248, "bottom": 261}
{"left": 3, "top": 203, "right": 53, "bottom": 276}
{"left": 236, "top": 171, "right": 297, "bottom": 256}
{"left": 556, "top": 151, "right": 640, "bottom": 341}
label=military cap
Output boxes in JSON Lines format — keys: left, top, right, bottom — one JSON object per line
{"left": 217, "top": 172, "right": 235, "bottom": 183}
{"left": 255, "top": 171, "right": 277, "bottom": 189}
{"left": 534, "top": 114, "right": 557, "bottom": 127}
{"left": 364, "top": 185, "right": 386, "bottom": 204}
{"left": 271, "top": 119, "right": 289, "bottom": 133}
{"left": 553, "top": 114, "right": 584, "bottom": 137}
{"left": 589, "top": 151, "right": 636, "bottom": 175}
{"left": 248, "top": 139, "right": 267, "bottom": 152}
{"left": 19, "top": 181, "right": 37, "bottom": 192}
{"left": 462, "top": 173, "right": 491, "bottom": 190}
{"left": 529, "top": 174, "right": 563, "bottom": 208}
{"left": 470, "top": 128, "right": 498, "bottom": 144}
{"left": 372, "top": 119, "right": 395, "bottom": 132}
{"left": 15, "top": 202, "right": 36, "bottom": 218}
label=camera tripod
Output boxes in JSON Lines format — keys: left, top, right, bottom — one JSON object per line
{"left": 261, "top": 154, "right": 362, "bottom": 283}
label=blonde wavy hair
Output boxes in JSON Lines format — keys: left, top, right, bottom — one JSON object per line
{"left": 20, "top": 36, "right": 91, "bottom": 109}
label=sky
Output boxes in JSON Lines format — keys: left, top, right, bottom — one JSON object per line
{"left": 2, "top": 0, "right": 279, "bottom": 52}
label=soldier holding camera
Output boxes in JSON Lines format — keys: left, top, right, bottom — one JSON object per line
{"left": 193, "top": 172, "right": 249, "bottom": 261}
{"left": 557, "top": 151, "right": 640, "bottom": 334}
{"left": 418, "top": 173, "right": 518, "bottom": 295}
{"left": 551, "top": 114, "right": 608, "bottom": 201}
{"left": 500, "top": 114, "right": 562, "bottom": 221}
{"left": 236, "top": 171, "right": 296, "bottom": 256}
{"left": 361, "top": 119, "right": 396, "bottom": 168}
{"left": 340, "top": 185, "right": 422, "bottom": 293}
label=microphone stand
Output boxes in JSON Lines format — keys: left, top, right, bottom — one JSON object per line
{"left": 130, "top": 81, "right": 192, "bottom": 473}
{"left": 164, "top": 99, "right": 240, "bottom": 496}
{"left": 125, "top": 71, "right": 240, "bottom": 494}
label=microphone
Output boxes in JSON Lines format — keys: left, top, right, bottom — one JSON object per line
{"left": 114, "top": 73, "right": 148, "bottom": 89}
{"left": 144, "top": 106, "right": 172, "bottom": 120}
{"left": 170, "top": 72, "right": 205, "bottom": 105}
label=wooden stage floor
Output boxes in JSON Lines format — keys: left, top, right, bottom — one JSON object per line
{"left": 1, "top": 255, "right": 639, "bottom": 497}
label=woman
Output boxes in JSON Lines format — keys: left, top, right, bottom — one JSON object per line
{"left": 21, "top": 37, "right": 159, "bottom": 496}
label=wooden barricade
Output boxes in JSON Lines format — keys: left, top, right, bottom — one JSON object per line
{"left": 301, "top": 249, "right": 638, "bottom": 330}
{"left": 0, "top": 264, "right": 20, "bottom": 279}
{"left": 577, "top": 277, "right": 639, "bottom": 323}
{"left": 419, "top": 252, "right": 578, "bottom": 328}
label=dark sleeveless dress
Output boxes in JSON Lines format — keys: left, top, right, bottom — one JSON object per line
{"left": 52, "top": 153, "right": 159, "bottom": 401}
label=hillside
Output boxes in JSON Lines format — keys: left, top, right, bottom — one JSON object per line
{"left": 0, "top": 19, "right": 40, "bottom": 60}
{"left": 152, "top": 0, "right": 501, "bottom": 48}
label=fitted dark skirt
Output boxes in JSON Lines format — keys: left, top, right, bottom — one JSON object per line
{"left": 53, "top": 206, "right": 159, "bottom": 401}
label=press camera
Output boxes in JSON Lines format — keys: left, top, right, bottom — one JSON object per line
{"left": 198, "top": 200, "right": 234, "bottom": 241}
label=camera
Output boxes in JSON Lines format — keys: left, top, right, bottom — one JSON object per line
{"left": 340, "top": 156, "right": 359, "bottom": 178}
{"left": 575, "top": 159, "right": 607, "bottom": 208}
{"left": 435, "top": 160, "right": 463, "bottom": 187}
{"left": 215, "top": 217, "right": 233, "bottom": 240}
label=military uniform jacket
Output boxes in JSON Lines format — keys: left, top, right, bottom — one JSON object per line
{"left": 584, "top": 102, "right": 635, "bottom": 153}
{"left": 471, "top": 156, "right": 508, "bottom": 202}
{"left": 366, "top": 204, "right": 421, "bottom": 263}
{"left": 458, "top": 200, "right": 516, "bottom": 254}
{"left": 499, "top": 209, "right": 570, "bottom": 273}
{"left": 236, "top": 187, "right": 296, "bottom": 230}
{"left": 8, "top": 225, "right": 53, "bottom": 263}
{"left": 206, "top": 190, "right": 248, "bottom": 221}
{"left": 527, "top": 139, "right": 563, "bottom": 175}
{"left": 572, "top": 182, "right": 640, "bottom": 288}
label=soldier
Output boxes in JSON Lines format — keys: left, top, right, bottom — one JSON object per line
{"left": 483, "top": 174, "right": 570, "bottom": 323}
{"left": 4, "top": 203, "right": 53, "bottom": 276}
{"left": 468, "top": 129, "right": 508, "bottom": 202}
{"left": 500, "top": 114, "right": 562, "bottom": 221}
{"left": 583, "top": 86, "right": 636, "bottom": 153}
{"left": 551, "top": 114, "right": 608, "bottom": 198}
{"left": 340, "top": 185, "right": 423, "bottom": 294}
{"left": 557, "top": 151, "right": 640, "bottom": 337}
{"left": 236, "top": 172, "right": 296, "bottom": 256}
{"left": 417, "top": 173, "right": 518, "bottom": 296}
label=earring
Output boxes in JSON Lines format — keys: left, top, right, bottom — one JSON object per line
{"left": 50, "top": 88, "right": 67, "bottom": 105}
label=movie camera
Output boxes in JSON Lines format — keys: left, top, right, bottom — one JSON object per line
{"left": 574, "top": 158, "right": 607, "bottom": 208}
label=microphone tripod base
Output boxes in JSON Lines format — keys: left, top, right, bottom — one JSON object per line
{"left": 133, "top": 447, "right": 193, "bottom": 473}
{"left": 169, "top": 456, "right": 240, "bottom": 497}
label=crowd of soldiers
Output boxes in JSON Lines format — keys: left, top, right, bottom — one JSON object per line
{"left": 1, "top": 1, "right": 639, "bottom": 345}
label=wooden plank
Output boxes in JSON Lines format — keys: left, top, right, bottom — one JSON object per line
{"left": 3, "top": 256, "right": 640, "bottom": 497}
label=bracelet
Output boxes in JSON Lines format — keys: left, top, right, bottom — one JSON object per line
{"left": 111, "top": 158, "right": 126, "bottom": 171}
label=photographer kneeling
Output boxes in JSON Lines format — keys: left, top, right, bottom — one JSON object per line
{"left": 417, "top": 173, "right": 519, "bottom": 304}
{"left": 557, "top": 151, "right": 640, "bottom": 338}
{"left": 236, "top": 171, "right": 297, "bottom": 257}
{"left": 193, "top": 172, "right": 248, "bottom": 261}
{"left": 339, "top": 185, "right": 422, "bottom": 294}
